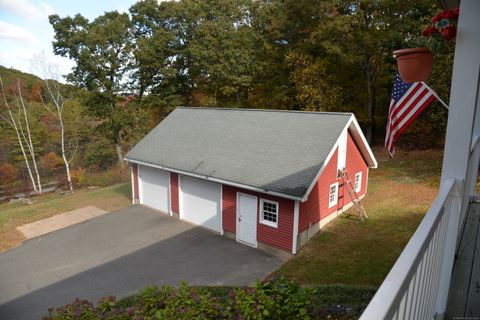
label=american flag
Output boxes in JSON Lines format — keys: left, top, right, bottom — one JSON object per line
{"left": 385, "top": 74, "right": 436, "bottom": 157}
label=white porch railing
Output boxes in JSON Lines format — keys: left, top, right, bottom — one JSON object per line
{"left": 360, "top": 139, "right": 479, "bottom": 320}
{"left": 460, "top": 136, "right": 480, "bottom": 227}
{"left": 360, "top": 178, "right": 459, "bottom": 320}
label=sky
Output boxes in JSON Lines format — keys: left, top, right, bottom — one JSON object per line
{"left": 0, "top": 0, "right": 138, "bottom": 79}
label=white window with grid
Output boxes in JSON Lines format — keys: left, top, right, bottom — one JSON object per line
{"left": 259, "top": 199, "right": 279, "bottom": 228}
{"left": 354, "top": 172, "right": 362, "bottom": 193}
{"left": 328, "top": 182, "right": 339, "bottom": 208}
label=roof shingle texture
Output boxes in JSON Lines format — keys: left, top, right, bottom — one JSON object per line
{"left": 125, "top": 107, "right": 352, "bottom": 199}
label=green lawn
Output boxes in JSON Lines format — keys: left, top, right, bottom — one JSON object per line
{"left": 271, "top": 148, "right": 443, "bottom": 287}
{"left": 0, "top": 183, "right": 132, "bottom": 251}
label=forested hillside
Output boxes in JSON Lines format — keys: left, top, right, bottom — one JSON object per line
{"left": 0, "top": 0, "right": 453, "bottom": 191}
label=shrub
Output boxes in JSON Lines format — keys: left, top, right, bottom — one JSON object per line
{"left": 41, "top": 152, "right": 63, "bottom": 171}
{"left": 69, "top": 166, "right": 129, "bottom": 188}
{"left": 43, "top": 279, "right": 318, "bottom": 320}
{"left": 231, "top": 279, "right": 314, "bottom": 320}
{"left": 70, "top": 167, "right": 86, "bottom": 187}
{"left": 0, "top": 163, "right": 19, "bottom": 185}
{"left": 81, "top": 166, "right": 129, "bottom": 187}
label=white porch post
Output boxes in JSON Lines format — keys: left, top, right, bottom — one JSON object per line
{"left": 435, "top": 0, "right": 480, "bottom": 317}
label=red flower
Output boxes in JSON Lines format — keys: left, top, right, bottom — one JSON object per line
{"left": 432, "top": 12, "right": 444, "bottom": 23}
{"left": 422, "top": 26, "right": 438, "bottom": 37}
{"left": 444, "top": 8, "right": 459, "bottom": 20}
{"left": 440, "top": 25, "right": 457, "bottom": 41}
{"left": 432, "top": 8, "right": 459, "bottom": 24}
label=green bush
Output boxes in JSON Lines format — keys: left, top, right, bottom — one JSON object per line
{"left": 43, "top": 279, "right": 319, "bottom": 320}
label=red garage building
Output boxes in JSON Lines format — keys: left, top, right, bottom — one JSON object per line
{"left": 125, "top": 107, "right": 377, "bottom": 254}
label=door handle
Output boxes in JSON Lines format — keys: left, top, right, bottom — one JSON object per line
{"left": 238, "top": 217, "right": 242, "bottom": 222}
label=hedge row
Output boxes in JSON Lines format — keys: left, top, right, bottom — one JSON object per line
{"left": 43, "top": 279, "right": 375, "bottom": 320}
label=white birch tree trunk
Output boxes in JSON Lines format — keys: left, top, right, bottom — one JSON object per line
{"left": 17, "top": 81, "right": 42, "bottom": 193}
{"left": 0, "top": 76, "right": 38, "bottom": 192}
{"left": 59, "top": 115, "right": 73, "bottom": 192}
{"left": 35, "top": 53, "right": 75, "bottom": 192}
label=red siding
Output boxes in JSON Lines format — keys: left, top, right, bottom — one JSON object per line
{"left": 299, "top": 149, "right": 338, "bottom": 231}
{"left": 222, "top": 185, "right": 295, "bottom": 252}
{"left": 299, "top": 132, "right": 369, "bottom": 232}
{"left": 170, "top": 172, "right": 179, "bottom": 214}
{"left": 132, "top": 163, "right": 139, "bottom": 201}
{"left": 345, "top": 132, "right": 368, "bottom": 199}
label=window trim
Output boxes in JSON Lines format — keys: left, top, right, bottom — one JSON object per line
{"left": 328, "top": 182, "right": 339, "bottom": 208}
{"left": 354, "top": 172, "right": 362, "bottom": 193}
{"left": 259, "top": 198, "right": 279, "bottom": 228}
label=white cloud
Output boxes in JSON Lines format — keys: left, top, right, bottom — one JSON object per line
{"left": 0, "top": 48, "right": 74, "bottom": 81}
{"left": 0, "top": 0, "right": 54, "bottom": 22}
{"left": 0, "top": 20, "right": 36, "bottom": 43}
{"left": 39, "top": 1, "right": 56, "bottom": 16}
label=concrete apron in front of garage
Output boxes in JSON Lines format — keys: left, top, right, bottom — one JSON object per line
{"left": 0, "top": 205, "right": 284, "bottom": 320}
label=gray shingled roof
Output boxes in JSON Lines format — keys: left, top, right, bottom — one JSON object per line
{"left": 125, "top": 107, "right": 354, "bottom": 199}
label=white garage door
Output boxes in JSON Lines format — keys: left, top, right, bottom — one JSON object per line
{"left": 139, "top": 165, "right": 170, "bottom": 213}
{"left": 180, "top": 175, "right": 222, "bottom": 233}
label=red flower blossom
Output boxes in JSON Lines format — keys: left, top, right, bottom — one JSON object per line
{"left": 444, "top": 8, "right": 459, "bottom": 20}
{"left": 422, "top": 26, "right": 438, "bottom": 37}
{"left": 440, "top": 25, "right": 457, "bottom": 41}
{"left": 432, "top": 8, "right": 459, "bottom": 24}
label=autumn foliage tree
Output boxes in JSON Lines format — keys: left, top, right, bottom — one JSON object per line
{"left": 0, "top": 163, "right": 19, "bottom": 185}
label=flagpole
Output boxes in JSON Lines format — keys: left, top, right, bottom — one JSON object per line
{"left": 421, "top": 81, "right": 450, "bottom": 110}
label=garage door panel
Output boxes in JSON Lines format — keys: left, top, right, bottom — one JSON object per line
{"left": 181, "top": 176, "right": 221, "bottom": 233}
{"left": 140, "top": 166, "right": 170, "bottom": 213}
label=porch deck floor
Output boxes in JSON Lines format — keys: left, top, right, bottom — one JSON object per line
{"left": 446, "top": 202, "right": 480, "bottom": 319}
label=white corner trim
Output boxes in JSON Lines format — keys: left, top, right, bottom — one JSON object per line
{"left": 220, "top": 184, "right": 224, "bottom": 235}
{"left": 292, "top": 200, "right": 300, "bottom": 254}
{"left": 138, "top": 165, "right": 143, "bottom": 205}
{"left": 178, "top": 174, "right": 183, "bottom": 220}
{"left": 130, "top": 165, "right": 135, "bottom": 204}
{"left": 168, "top": 172, "right": 172, "bottom": 216}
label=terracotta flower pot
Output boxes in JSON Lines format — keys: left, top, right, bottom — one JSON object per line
{"left": 393, "top": 48, "right": 433, "bottom": 83}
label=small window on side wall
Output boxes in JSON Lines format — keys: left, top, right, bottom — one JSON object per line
{"left": 354, "top": 172, "right": 362, "bottom": 193}
{"left": 260, "top": 199, "right": 279, "bottom": 228}
{"left": 328, "top": 182, "right": 339, "bottom": 208}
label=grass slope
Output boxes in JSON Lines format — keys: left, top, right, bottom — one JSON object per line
{"left": 0, "top": 183, "right": 131, "bottom": 251}
{"left": 271, "top": 148, "right": 443, "bottom": 287}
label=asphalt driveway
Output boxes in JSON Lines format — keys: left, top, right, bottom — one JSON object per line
{"left": 0, "top": 205, "right": 284, "bottom": 319}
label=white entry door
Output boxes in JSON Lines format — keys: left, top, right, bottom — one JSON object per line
{"left": 237, "top": 193, "right": 257, "bottom": 247}
{"left": 180, "top": 175, "right": 222, "bottom": 233}
{"left": 139, "top": 165, "right": 170, "bottom": 213}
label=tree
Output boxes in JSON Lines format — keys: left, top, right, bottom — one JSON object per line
{"left": 49, "top": 11, "right": 134, "bottom": 165}
{"left": 0, "top": 76, "right": 42, "bottom": 193}
{"left": 32, "top": 52, "right": 78, "bottom": 192}
{"left": 130, "top": 0, "right": 263, "bottom": 109}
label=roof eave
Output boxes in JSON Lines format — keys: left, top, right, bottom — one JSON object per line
{"left": 348, "top": 117, "right": 378, "bottom": 169}
{"left": 124, "top": 157, "right": 304, "bottom": 202}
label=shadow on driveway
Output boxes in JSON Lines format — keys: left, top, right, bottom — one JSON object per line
{"left": 0, "top": 205, "right": 284, "bottom": 319}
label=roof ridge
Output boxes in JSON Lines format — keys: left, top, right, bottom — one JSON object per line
{"left": 176, "top": 106, "right": 353, "bottom": 116}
